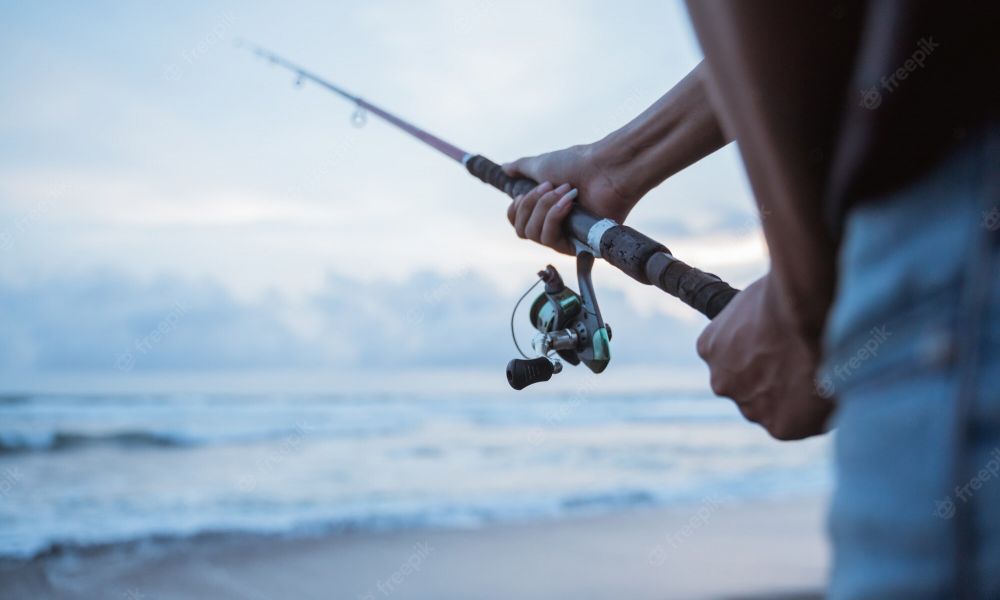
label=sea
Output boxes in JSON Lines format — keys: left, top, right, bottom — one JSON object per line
{"left": 0, "top": 371, "right": 832, "bottom": 560}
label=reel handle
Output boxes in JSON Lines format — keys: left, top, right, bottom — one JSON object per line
{"left": 506, "top": 357, "right": 555, "bottom": 390}
{"left": 465, "top": 154, "right": 741, "bottom": 320}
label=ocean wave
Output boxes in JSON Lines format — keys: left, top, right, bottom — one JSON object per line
{"left": 0, "top": 490, "right": 669, "bottom": 561}
{"left": 0, "top": 480, "right": 832, "bottom": 563}
{"left": 560, "top": 489, "right": 659, "bottom": 511}
{"left": 0, "top": 430, "right": 198, "bottom": 454}
{"left": 0, "top": 425, "right": 318, "bottom": 454}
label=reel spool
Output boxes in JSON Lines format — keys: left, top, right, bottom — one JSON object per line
{"left": 507, "top": 251, "right": 611, "bottom": 390}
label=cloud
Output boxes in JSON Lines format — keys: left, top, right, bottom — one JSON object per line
{"left": 0, "top": 271, "right": 316, "bottom": 372}
{"left": 0, "top": 267, "right": 707, "bottom": 373}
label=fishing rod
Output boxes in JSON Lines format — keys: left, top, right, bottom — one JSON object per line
{"left": 240, "top": 41, "right": 740, "bottom": 389}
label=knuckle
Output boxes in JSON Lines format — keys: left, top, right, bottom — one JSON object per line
{"left": 768, "top": 423, "right": 797, "bottom": 441}
{"left": 738, "top": 404, "right": 762, "bottom": 426}
{"left": 709, "top": 370, "right": 735, "bottom": 398}
{"left": 696, "top": 332, "right": 712, "bottom": 361}
{"left": 708, "top": 371, "right": 724, "bottom": 396}
{"left": 536, "top": 190, "right": 557, "bottom": 205}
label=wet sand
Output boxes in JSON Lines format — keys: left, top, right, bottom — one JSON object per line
{"left": 0, "top": 496, "right": 829, "bottom": 600}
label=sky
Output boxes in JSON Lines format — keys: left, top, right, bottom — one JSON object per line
{"left": 0, "top": 0, "right": 767, "bottom": 380}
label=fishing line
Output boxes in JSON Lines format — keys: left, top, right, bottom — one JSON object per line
{"left": 510, "top": 277, "right": 543, "bottom": 360}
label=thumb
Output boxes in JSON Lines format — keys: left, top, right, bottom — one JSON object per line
{"left": 502, "top": 156, "right": 534, "bottom": 178}
{"left": 500, "top": 158, "right": 524, "bottom": 177}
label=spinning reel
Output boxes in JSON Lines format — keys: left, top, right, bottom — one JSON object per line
{"left": 506, "top": 249, "right": 611, "bottom": 390}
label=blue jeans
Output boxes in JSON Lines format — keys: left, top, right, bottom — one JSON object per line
{"left": 821, "top": 123, "right": 1000, "bottom": 599}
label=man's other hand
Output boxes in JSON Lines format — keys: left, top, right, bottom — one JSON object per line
{"left": 697, "top": 275, "right": 833, "bottom": 440}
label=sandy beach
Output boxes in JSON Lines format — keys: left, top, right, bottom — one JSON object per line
{"left": 1, "top": 496, "right": 829, "bottom": 600}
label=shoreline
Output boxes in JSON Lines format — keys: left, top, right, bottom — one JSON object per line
{"left": 0, "top": 495, "right": 830, "bottom": 600}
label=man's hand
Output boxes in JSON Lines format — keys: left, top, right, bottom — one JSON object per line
{"left": 503, "top": 63, "right": 730, "bottom": 255}
{"left": 697, "top": 275, "right": 833, "bottom": 440}
{"left": 504, "top": 144, "right": 640, "bottom": 255}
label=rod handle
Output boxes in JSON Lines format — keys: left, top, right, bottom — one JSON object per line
{"left": 465, "top": 154, "right": 538, "bottom": 199}
{"left": 645, "top": 252, "right": 739, "bottom": 319}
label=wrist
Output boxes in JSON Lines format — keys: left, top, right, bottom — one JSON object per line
{"left": 762, "top": 272, "right": 825, "bottom": 351}
{"left": 585, "top": 136, "right": 649, "bottom": 214}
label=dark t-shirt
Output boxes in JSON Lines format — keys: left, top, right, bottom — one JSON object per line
{"left": 825, "top": 1, "right": 998, "bottom": 235}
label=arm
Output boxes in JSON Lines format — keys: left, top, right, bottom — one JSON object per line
{"left": 592, "top": 61, "right": 734, "bottom": 213}
{"left": 504, "top": 62, "right": 731, "bottom": 252}
{"left": 684, "top": 1, "right": 849, "bottom": 439}
{"left": 685, "top": 1, "right": 842, "bottom": 340}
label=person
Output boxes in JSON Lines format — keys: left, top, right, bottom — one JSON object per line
{"left": 502, "top": 2, "right": 998, "bottom": 598}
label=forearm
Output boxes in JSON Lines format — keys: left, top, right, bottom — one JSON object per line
{"left": 686, "top": 2, "right": 839, "bottom": 340}
{"left": 591, "top": 62, "right": 731, "bottom": 203}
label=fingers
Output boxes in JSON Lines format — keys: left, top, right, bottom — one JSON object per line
{"left": 524, "top": 183, "right": 571, "bottom": 240}
{"left": 508, "top": 181, "right": 552, "bottom": 236}
{"left": 506, "top": 181, "right": 578, "bottom": 254}
{"left": 540, "top": 188, "right": 577, "bottom": 252}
